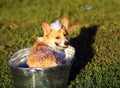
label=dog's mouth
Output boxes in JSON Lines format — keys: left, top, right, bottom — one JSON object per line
{"left": 55, "top": 42, "right": 68, "bottom": 48}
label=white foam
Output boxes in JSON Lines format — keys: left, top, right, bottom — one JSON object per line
{"left": 37, "top": 37, "right": 44, "bottom": 41}
{"left": 50, "top": 20, "right": 62, "bottom": 31}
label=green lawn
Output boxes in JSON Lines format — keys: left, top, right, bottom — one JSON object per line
{"left": 0, "top": 0, "right": 120, "bottom": 88}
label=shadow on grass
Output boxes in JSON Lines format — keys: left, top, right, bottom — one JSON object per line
{"left": 68, "top": 25, "right": 99, "bottom": 85}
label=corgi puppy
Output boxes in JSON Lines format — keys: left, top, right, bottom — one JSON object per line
{"left": 27, "top": 17, "right": 69, "bottom": 68}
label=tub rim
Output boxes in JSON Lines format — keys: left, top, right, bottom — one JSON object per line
{"left": 8, "top": 46, "right": 75, "bottom": 71}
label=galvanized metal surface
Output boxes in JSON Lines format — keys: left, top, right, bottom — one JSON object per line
{"left": 8, "top": 46, "right": 75, "bottom": 88}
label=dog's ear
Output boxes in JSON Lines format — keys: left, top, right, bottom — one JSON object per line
{"left": 42, "top": 22, "right": 51, "bottom": 36}
{"left": 61, "top": 17, "right": 69, "bottom": 29}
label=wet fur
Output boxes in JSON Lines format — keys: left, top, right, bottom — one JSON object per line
{"left": 27, "top": 40, "right": 58, "bottom": 68}
{"left": 27, "top": 17, "right": 69, "bottom": 68}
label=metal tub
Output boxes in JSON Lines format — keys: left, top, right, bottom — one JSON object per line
{"left": 8, "top": 46, "right": 75, "bottom": 88}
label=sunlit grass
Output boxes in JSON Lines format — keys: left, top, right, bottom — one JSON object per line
{"left": 0, "top": 0, "right": 120, "bottom": 88}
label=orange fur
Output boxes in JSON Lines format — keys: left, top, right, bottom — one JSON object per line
{"left": 27, "top": 40, "right": 57, "bottom": 68}
{"left": 27, "top": 17, "right": 69, "bottom": 68}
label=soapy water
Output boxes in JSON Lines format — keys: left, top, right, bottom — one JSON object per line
{"left": 8, "top": 46, "right": 75, "bottom": 88}
{"left": 8, "top": 46, "right": 75, "bottom": 68}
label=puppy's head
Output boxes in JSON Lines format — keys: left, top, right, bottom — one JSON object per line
{"left": 42, "top": 17, "right": 69, "bottom": 50}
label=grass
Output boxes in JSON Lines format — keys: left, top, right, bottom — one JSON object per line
{"left": 0, "top": 0, "right": 120, "bottom": 88}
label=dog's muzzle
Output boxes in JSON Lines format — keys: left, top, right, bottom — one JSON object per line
{"left": 55, "top": 42, "right": 69, "bottom": 48}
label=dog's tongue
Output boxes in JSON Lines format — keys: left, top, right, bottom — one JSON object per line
{"left": 50, "top": 20, "right": 62, "bottom": 31}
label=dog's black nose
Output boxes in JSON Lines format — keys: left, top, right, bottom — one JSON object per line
{"left": 64, "top": 42, "right": 69, "bottom": 45}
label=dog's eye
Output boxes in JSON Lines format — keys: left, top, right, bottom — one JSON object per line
{"left": 56, "top": 36, "right": 60, "bottom": 39}
{"left": 64, "top": 32, "right": 68, "bottom": 36}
